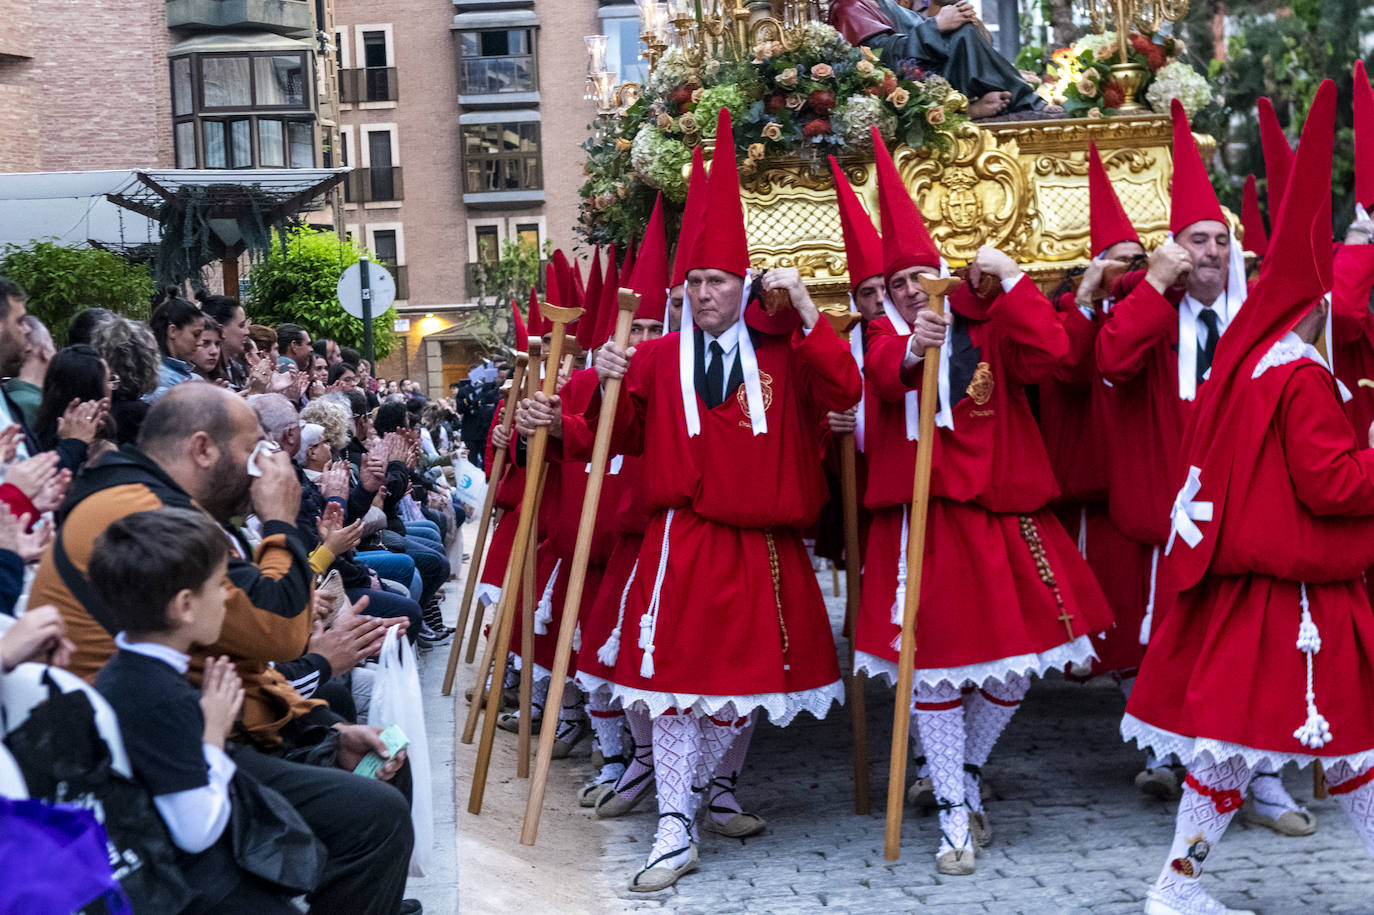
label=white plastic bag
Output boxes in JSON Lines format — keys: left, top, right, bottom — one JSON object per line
{"left": 367, "top": 624, "right": 433, "bottom": 877}
{"left": 450, "top": 456, "right": 488, "bottom": 517}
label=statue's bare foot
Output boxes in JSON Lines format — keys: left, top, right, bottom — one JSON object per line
{"left": 968, "top": 91, "right": 1011, "bottom": 119}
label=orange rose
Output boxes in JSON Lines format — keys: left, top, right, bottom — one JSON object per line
{"left": 761, "top": 122, "right": 783, "bottom": 141}
{"left": 748, "top": 142, "right": 766, "bottom": 160}
{"left": 887, "top": 87, "right": 911, "bottom": 108}
{"left": 926, "top": 105, "right": 946, "bottom": 125}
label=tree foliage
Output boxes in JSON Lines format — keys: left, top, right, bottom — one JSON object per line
{"left": 244, "top": 226, "right": 397, "bottom": 359}
{"left": 0, "top": 240, "right": 155, "bottom": 344}
{"left": 1185, "top": 0, "right": 1371, "bottom": 233}
{"left": 468, "top": 237, "right": 550, "bottom": 307}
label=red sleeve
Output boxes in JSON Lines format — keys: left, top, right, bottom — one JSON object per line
{"left": 1279, "top": 364, "right": 1374, "bottom": 517}
{"left": 792, "top": 322, "right": 862, "bottom": 414}
{"left": 585, "top": 335, "right": 664, "bottom": 459}
{"left": 558, "top": 369, "right": 600, "bottom": 462}
{"left": 1096, "top": 278, "right": 1177, "bottom": 383}
{"left": 1332, "top": 243, "right": 1374, "bottom": 345}
{"left": 988, "top": 275, "right": 1069, "bottom": 385}
{"left": 1056, "top": 306, "right": 1098, "bottom": 384}
{"left": 864, "top": 318, "right": 921, "bottom": 402}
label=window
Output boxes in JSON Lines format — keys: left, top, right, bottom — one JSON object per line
{"left": 373, "top": 229, "right": 399, "bottom": 267}
{"left": 457, "top": 29, "right": 535, "bottom": 94}
{"left": 603, "top": 15, "right": 648, "bottom": 86}
{"left": 363, "top": 31, "right": 387, "bottom": 69}
{"left": 475, "top": 225, "right": 500, "bottom": 262}
{"left": 339, "top": 129, "right": 349, "bottom": 166}
{"left": 461, "top": 122, "right": 541, "bottom": 192}
{"left": 170, "top": 51, "right": 317, "bottom": 169}
{"left": 514, "top": 222, "right": 541, "bottom": 251}
{"left": 366, "top": 129, "right": 398, "bottom": 200}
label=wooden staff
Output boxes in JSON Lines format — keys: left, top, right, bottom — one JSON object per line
{"left": 459, "top": 341, "right": 543, "bottom": 744}
{"left": 521, "top": 288, "right": 641, "bottom": 845}
{"left": 824, "top": 311, "right": 871, "bottom": 816}
{"left": 443, "top": 360, "right": 527, "bottom": 693}
{"left": 468, "top": 305, "right": 582, "bottom": 816}
{"left": 884, "top": 273, "right": 960, "bottom": 861}
{"left": 517, "top": 520, "right": 537, "bottom": 778}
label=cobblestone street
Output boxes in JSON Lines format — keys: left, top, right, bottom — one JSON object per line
{"left": 439, "top": 568, "right": 1374, "bottom": 915}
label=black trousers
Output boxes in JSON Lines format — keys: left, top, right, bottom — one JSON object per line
{"left": 231, "top": 746, "right": 415, "bottom": 915}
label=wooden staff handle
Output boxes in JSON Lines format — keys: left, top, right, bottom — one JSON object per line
{"left": 468, "top": 306, "right": 583, "bottom": 816}
{"left": 444, "top": 358, "right": 527, "bottom": 692}
{"left": 884, "top": 274, "right": 959, "bottom": 861}
{"left": 521, "top": 288, "right": 642, "bottom": 845}
{"left": 823, "top": 310, "right": 870, "bottom": 815}
{"left": 517, "top": 523, "right": 537, "bottom": 778}
{"left": 459, "top": 342, "right": 544, "bottom": 745}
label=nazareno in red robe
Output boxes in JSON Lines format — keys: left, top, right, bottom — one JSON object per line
{"left": 853, "top": 276, "right": 1113, "bottom": 690}
{"left": 1331, "top": 242, "right": 1374, "bottom": 449}
{"left": 587, "top": 320, "right": 861, "bottom": 724}
{"left": 476, "top": 400, "right": 526, "bottom": 607}
{"left": 1124, "top": 354, "right": 1374, "bottom": 770}
{"left": 1041, "top": 293, "right": 1149, "bottom": 676}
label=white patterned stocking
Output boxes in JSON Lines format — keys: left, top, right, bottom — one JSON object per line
{"left": 609, "top": 705, "right": 655, "bottom": 801}
{"left": 1149, "top": 757, "right": 1253, "bottom": 914}
{"left": 648, "top": 712, "right": 702, "bottom": 870}
{"left": 1327, "top": 762, "right": 1374, "bottom": 859}
{"left": 586, "top": 691, "right": 626, "bottom": 784}
{"left": 704, "top": 713, "right": 753, "bottom": 824}
{"left": 962, "top": 673, "right": 1028, "bottom": 813}
{"left": 914, "top": 682, "right": 971, "bottom": 856}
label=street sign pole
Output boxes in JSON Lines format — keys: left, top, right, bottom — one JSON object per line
{"left": 359, "top": 256, "right": 375, "bottom": 366}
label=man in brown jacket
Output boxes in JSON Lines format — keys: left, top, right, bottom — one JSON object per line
{"left": 31, "top": 383, "right": 418, "bottom": 915}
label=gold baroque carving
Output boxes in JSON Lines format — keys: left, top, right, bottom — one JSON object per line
{"left": 1034, "top": 148, "right": 1156, "bottom": 177}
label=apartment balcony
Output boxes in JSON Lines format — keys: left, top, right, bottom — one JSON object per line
{"left": 339, "top": 67, "right": 399, "bottom": 105}
{"left": 166, "top": 0, "right": 314, "bottom": 37}
{"left": 343, "top": 167, "right": 404, "bottom": 204}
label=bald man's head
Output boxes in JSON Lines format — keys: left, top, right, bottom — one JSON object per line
{"left": 138, "top": 384, "right": 262, "bottom": 520}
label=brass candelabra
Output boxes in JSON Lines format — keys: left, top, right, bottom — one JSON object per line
{"left": 1078, "top": 0, "right": 1190, "bottom": 111}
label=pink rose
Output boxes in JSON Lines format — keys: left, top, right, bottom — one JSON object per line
{"left": 761, "top": 121, "right": 783, "bottom": 141}
{"left": 1076, "top": 74, "right": 1098, "bottom": 98}
{"left": 811, "top": 63, "right": 834, "bottom": 80}
{"left": 887, "top": 87, "right": 911, "bottom": 108}
{"left": 857, "top": 60, "right": 875, "bottom": 75}
{"left": 926, "top": 105, "right": 946, "bottom": 125}
{"left": 778, "top": 67, "right": 798, "bottom": 88}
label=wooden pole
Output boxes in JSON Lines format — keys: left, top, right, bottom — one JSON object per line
{"left": 824, "top": 311, "right": 870, "bottom": 816}
{"left": 517, "top": 524, "right": 537, "bottom": 778}
{"left": 462, "top": 509, "right": 502, "bottom": 663}
{"left": 521, "top": 288, "right": 641, "bottom": 846}
{"left": 884, "top": 274, "right": 960, "bottom": 861}
{"left": 459, "top": 342, "right": 542, "bottom": 745}
{"left": 468, "top": 305, "right": 583, "bottom": 816}
{"left": 443, "top": 362, "right": 526, "bottom": 693}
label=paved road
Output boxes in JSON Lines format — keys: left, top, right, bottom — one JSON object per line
{"left": 431, "top": 561, "right": 1374, "bottom": 914}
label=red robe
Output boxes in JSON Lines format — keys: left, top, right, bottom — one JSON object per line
{"left": 1041, "top": 294, "right": 1148, "bottom": 676}
{"left": 854, "top": 277, "right": 1113, "bottom": 688}
{"left": 591, "top": 322, "right": 861, "bottom": 723}
{"left": 1125, "top": 357, "right": 1374, "bottom": 768}
{"left": 477, "top": 402, "right": 525, "bottom": 604}
{"left": 1331, "top": 243, "right": 1374, "bottom": 442}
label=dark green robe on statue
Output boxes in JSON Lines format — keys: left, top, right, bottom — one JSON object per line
{"left": 829, "top": 0, "right": 1043, "bottom": 114}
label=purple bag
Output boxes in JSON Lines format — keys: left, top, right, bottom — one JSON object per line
{"left": 0, "top": 797, "right": 132, "bottom": 915}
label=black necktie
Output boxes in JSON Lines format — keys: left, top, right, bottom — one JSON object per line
{"left": 1197, "top": 308, "right": 1220, "bottom": 385}
{"left": 706, "top": 341, "right": 725, "bottom": 409}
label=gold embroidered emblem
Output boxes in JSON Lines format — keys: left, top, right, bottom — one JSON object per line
{"left": 966, "top": 361, "right": 995, "bottom": 405}
{"left": 737, "top": 370, "right": 774, "bottom": 427}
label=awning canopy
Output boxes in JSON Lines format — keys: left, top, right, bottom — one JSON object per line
{"left": 0, "top": 168, "right": 347, "bottom": 252}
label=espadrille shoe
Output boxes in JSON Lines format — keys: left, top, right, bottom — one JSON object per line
{"left": 1144, "top": 887, "right": 1256, "bottom": 915}
{"left": 703, "top": 812, "right": 766, "bottom": 839}
{"left": 1241, "top": 805, "right": 1317, "bottom": 836}
{"left": 968, "top": 810, "right": 991, "bottom": 848}
{"left": 935, "top": 844, "right": 976, "bottom": 876}
{"left": 628, "top": 844, "right": 699, "bottom": 892}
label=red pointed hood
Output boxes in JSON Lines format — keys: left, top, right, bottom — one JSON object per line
{"left": 686, "top": 109, "right": 750, "bottom": 278}
{"left": 528, "top": 274, "right": 548, "bottom": 337}
{"left": 1240, "top": 174, "right": 1267, "bottom": 257}
{"left": 630, "top": 194, "right": 670, "bottom": 322}
{"left": 1169, "top": 80, "right": 1337, "bottom": 591}
{"left": 871, "top": 126, "right": 939, "bottom": 280}
{"left": 1087, "top": 140, "right": 1140, "bottom": 256}
{"left": 573, "top": 259, "right": 587, "bottom": 309}
{"left": 592, "top": 244, "right": 618, "bottom": 346}
{"left": 1355, "top": 60, "right": 1374, "bottom": 210}
{"left": 828, "top": 155, "right": 883, "bottom": 291}
{"left": 551, "top": 250, "right": 575, "bottom": 311}
{"left": 577, "top": 247, "right": 604, "bottom": 349}
{"left": 510, "top": 298, "right": 528, "bottom": 352}
{"left": 671, "top": 146, "right": 708, "bottom": 288}
{"left": 1169, "top": 98, "right": 1226, "bottom": 235}
{"left": 1257, "top": 97, "right": 1295, "bottom": 223}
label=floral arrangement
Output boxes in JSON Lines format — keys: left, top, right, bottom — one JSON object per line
{"left": 578, "top": 23, "right": 970, "bottom": 248}
{"left": 1034, "top": 30, "right": 1216, "bottom": 120}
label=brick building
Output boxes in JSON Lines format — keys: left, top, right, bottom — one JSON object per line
{"left": 336, "top": 0, "right": 643, "bottom": 393}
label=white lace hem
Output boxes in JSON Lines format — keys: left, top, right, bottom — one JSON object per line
{"left": 574, "top": 677, "right": 845, "bottom": 727}
{"left": 854, "top": 635, "right": 1098, "bottom": 692}
{"left": 1120, "top": 713, "right": 1374, "bottom": 773}
{"left": 575, "top": 672, "right": 621, "bottom": 706}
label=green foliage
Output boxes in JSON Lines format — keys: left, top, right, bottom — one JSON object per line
{"left": 0, "top": 240, "right": 155, "bottom": 344}
{"left": 1188, "top": 0, "right": 1372, "bottom": 233}
{"left": 469, "top": 237, "right": 550, "bottom": 306}
{"left": 244, "top": 226, "right": 397, "bottom": 359}
{"left": 153, "top": 183, "right": 278, "bottom": 288}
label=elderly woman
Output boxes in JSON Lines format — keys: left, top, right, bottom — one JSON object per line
{"left": 90, "top": 316, "right": 160, "bottom": 446}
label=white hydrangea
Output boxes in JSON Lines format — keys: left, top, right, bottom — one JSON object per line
{"left": 646, "top": 47, "right": 701, "bottom": 97}
{"left": 800, "top": 21, "right": 851, "bottom": 59}
{"left": 1146, "top": 60, "right": 1212, "bottom": 118}
{"left": 837, "top": 94, "right": 896, "bottom": 147}
{"left": 1073, "top": 31, "right": 1119, "bottom": 63}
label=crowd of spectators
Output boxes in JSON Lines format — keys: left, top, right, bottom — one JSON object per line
{"left": 0, "top": 280, "right": 493, "bottom": 913}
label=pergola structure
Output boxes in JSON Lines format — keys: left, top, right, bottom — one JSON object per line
{"left": 0, "top": 167, "right": 348, "bottom": 293}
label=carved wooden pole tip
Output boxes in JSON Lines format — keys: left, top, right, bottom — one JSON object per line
{"left": 917, "top": 273, "right": 961, "bottom": 297}
{"left": 540, "top": 303, "right": 585, "bottom": 324}
{"left": 617, "top": 287, "right": 642, "bottom": 313}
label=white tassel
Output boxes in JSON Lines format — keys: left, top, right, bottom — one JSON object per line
{"left": 534, "top": 559, "right": 561, "bottom": 636}
{"left": 1139, "top": 546, "right": 1160, "bottom": 645}
{"left": 1292, "top": 583, "right": 1333, "bottom": 749}
{"left": 635, "top": 510, "right": 676, "bottom": 681}
{"left": 596, "top": 560, "right": 639, "bottom": 667}
{"left": 889, "top": 513, "right": 910, "bottom": 651}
